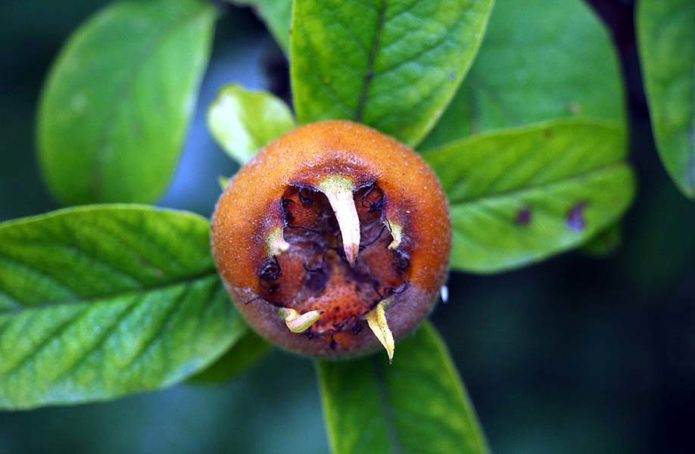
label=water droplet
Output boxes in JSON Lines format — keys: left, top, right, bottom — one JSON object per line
{"left": 440, "top": 285, "right": 449, "bottom": 303}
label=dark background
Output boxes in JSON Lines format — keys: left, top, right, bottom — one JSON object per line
{"left": 1, "top": 0, "right": 694, "bottom": 452}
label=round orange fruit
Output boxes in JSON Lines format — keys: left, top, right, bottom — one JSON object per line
{"left": 211, "top": 120, "right": 451, "bottom": 360}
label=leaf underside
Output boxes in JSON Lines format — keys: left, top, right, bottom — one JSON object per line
{"left": 207, "top": 84, "right": 296, "bottom": 165}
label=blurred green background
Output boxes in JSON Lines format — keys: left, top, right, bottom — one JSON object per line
{"left": 1, "top": 0, "right": 694, "bottom": 453}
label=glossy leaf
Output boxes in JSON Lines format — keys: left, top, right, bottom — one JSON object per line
{"left": 421, "top": 0, "right": 625, "bottom": 150}
{"left": 638, "top": 0, "right": 695, "bottom": 198}
{"left": 189, "top": 330, "right": 271, "bottom": 384}
{"left": 0, "top": 206, "right": 241, "bottom": 409}
{"left": 424, "top": 120, "right": 635, "bottom": 273}
{"left": 38, "top": 0, "right": 217, "bottom": 205}
{"left": 230, "top": 0, "right": 293, "bottom": 53}
{"left": 317, "top": 322, "right": 488, "bottom": 454}
{"left": 291, "top": 0, "right": 493, "bottom": 146}
{"left": 207, "top": 84, "right": 296, "bottom": 165}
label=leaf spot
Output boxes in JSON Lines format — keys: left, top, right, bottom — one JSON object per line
{"left": 515, "top": 208, "right": 532, "bottom": 226}
{"left": 567, "top": 201, "right": 588, "bottom": 232}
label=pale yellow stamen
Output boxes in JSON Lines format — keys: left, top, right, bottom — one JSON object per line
{"left": 278, "top": 308, "right": 321, "bottom": 333}
{"left": 318, "top": 176, "right": 360, "bottom": 266}
{"left": 386, "top": 220, "right": 403, "bottom": 250}
{"left": 266, "top": 227, "right": 290, "bottom": 256}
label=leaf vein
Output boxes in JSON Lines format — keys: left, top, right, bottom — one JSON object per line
{"left": 375, "top": 29, "right": 457, "bottom": 79}
{"left": 448, "top": 162, "right": 626, "bottom": 206}
{"left": 0, "top": 310, "right": 86, "bottom": 377}
{"left": 373, "top": 356, "right": 404, "bottom": 454}
{"left": 120, "top": 285, "right": 189, "bottom": 371}
{"left": 44, "top": 300, "right": 141, "bottom": 388}
{"left": 354, "top": 0, "right": 388, "bottom": 121}
{"left": 0, "top": 253, "right": 79, "bottom": 302}
{"left": 2, "top": 269, "right": 217, "bottom": 314}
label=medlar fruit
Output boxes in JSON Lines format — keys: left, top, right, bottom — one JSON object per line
{"left": 212, "top": 120, "right": 450, "bottom": 360}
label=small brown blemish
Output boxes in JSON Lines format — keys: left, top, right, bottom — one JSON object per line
{"left": 567, "top": 202, "right": 588, "bottom": 232}
{"left": 515, "top": 208, "right": 532, "bottom": 226}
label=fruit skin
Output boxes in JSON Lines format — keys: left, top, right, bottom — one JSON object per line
{"left": 212, "top": 120, "right": 451, "bottom": 359}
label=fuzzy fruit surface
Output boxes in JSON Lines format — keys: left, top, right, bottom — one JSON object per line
{"left": 212, "top": 120, "right": 451, "bottom": 359}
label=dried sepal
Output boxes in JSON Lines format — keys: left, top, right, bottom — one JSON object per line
{"left": 387, "top": 220, "right": 403, "bottom": 250}
{"left": 279, "top": 308, "right": 322, "bottom": 333}
{"left": 365, "top": 300, "right": 395, "bottom": 363}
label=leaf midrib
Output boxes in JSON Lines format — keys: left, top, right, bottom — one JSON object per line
{"left": 354, "top": 0, "right": 388, "bottom": 121}
{"left": 373, "top": 357, "right": 405, "bottom": 454}
{"left": 0, "top": 267, "right": 219, "bottom": 316}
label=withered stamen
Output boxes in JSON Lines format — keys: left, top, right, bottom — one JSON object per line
{"left": 365, "top": 300, "right": 395, "bottom": 363}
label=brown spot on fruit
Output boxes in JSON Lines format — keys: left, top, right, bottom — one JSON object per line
{"left": 211, "top": 120, "right": 451, "bottom": 359}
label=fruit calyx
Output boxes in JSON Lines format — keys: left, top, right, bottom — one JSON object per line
{"left": 260, "top": 173, "right": 410, "bottom": 359}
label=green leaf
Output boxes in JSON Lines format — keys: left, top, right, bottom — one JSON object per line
{"left": 229, "top": 0, "right": 293, "bottom": 54}
{"left": 38, "top": 0, "right": 217, "bottom": 205}
{"left": 424, "top": 120, "right": 635, "bottom": 273}
{"left": 207, "top": 84, "right": 296, "bottom": 165}
{"left": 189, "top": 330, "right": 271, "bottom": 385}
{"left": 317, "top": 322, "right": 488, "bottom": 454}
{"left": 291, "top": 0, "right": 493, "bottom": 146}
{"left": 637, "top": 0, "right": 695, "bottom": 198}
{"left": 581, "top": 223, "right": 622, "bottom": 258}
{"left": 0, "top": 205, "right": 241, "bottom": 409}
{"left": 421, "top": 0, "right": 626, "bottom": 150}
